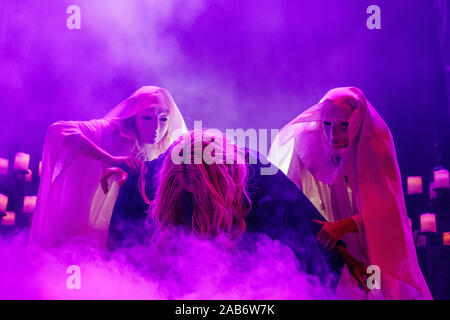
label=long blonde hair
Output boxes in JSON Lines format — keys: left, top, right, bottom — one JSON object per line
{"left": 150, "top": 131, "right": 251, "bottom": 239}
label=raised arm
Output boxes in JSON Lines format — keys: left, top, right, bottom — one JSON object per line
{"left": 53, "top": 121, "right": 143, "bottom": 170}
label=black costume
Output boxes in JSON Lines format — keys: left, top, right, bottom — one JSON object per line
{"left": 108, "top": 148, "right": 344, "bottom": 288}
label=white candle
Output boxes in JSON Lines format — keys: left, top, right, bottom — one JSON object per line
{"left": 407, "top": 176, "right": 422, "bottom": 195}
{"left": 0, "top": 158, "right": 8, "bottom": 175}
{"left": 420, "top": 213, "right": 437, "bottom": 233}
{"left": 429, "top": 182, "right": 437, "bottom": 199}
{"left": 443, "top": 232, "right": 450, "bottom": 246}
{"left": 1, "top": 211, "right": 15, "bottom": 226}
{"left": 14, "top": 152, "right": 30, "bottom": 171}
{"left": 23, "top": 196, "right": 37, "bottom": 213}
{"left": 0, "top": 194, "right": 8, "bottom": 212}
{"left": 38, "top": 161, "right": 42, "bottom": 176}
{"left": 434, "top": 169, "right": 450, "bottom": 189}
{"left": 25, "top": 169, "right": 32, "bottom": 182}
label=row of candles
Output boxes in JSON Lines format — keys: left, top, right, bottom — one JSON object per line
{"left": 1, "top": 152, "right": 39, "bottom": 226}
{"left": 415, "top": 213, "right": 450, "bottom": 246}
{"left": 0, "top": 193, "right": 37, "bottom": 225}
{"left": 0, "top": 153, "right": 42, "bottom": 180}
{"left": 406, "top": 168, "right": 450, "bottom": 247}
{"left": 406, "top": 169, "right": 450, "bottom": 196}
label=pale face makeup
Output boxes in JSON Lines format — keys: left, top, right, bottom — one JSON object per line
{"left": 321, "top": 102, "right": 354, "bottom": 150}
{"left": 135, "top": 106, "right": 170, "bottom": 144}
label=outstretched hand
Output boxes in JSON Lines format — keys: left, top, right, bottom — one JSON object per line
{"left": 110, "top": 155, "right": 143, "bottom": 173}
{"left": 335, "top": 245, "right": 370, "bottom": 293}
{"left": 101, "top": 167, "right": 128, "bottom": 194}
{"left": 313, "top": 219, "right": 345, "bottom": 251}
{"left": 347, "top": 259, "right": 370, "bottom": 293}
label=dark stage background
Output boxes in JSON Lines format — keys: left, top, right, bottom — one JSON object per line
{"left": 1, "top": 0, "right": 449, "bottom": 180}
{"left": 0, "top": 0, "right": 449, "bottom": 299}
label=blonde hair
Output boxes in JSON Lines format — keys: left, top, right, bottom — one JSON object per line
{"left": 149, "top": 131, "right": 251, "bottom": 239}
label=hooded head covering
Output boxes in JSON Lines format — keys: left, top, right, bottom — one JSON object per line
{"left": 271, "top": 87, "right": 363, "bottom": 185}
{"left": 269, "top": 87, "right": 432, "bottom": 299}
{"left": 104, "top": 86, "right": 188, "bottom": 161}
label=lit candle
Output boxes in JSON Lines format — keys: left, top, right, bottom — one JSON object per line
{"left": 407, "top": 176, "right": 422, "bottom": 195}
{"left": 408, "top": 218, "right": 412, "bottom": 230}
{"left": 443, "top": 232, "right": 450, "bottom": 246}
{"left": 1, "top": 211, "right": 15, "bottom": 226}
{"left": 434, "top": 169, "right": 450, "bottom": 189}
{"left": 0, "top": 194, "right": 8, "bottom": 212}
{"left": 429, "top": 182, "right": 437, "bottom": 199}
{"left": 25, "top": 169, "right": 32, "bottom": 182}
{"left": 0, "top": 158, "right": 8, "bottom": 175}
{"left": 23, "top": 196, "right": 37, "bottom": 213}
{"left": 420, "top": 213, "right": 437, "bottom": 233}
{"left": 38, "top": 161, "right": 42, "bottom": 176}
{"left": 13, "top": 152, "right": 30, "bottom": 171}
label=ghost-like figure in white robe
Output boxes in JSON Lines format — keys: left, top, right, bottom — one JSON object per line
{"left": 268, "top": 87, "right": 431, "bottom": 300}
{"left": 29, "top": 86, "right": 187, "bottom": 249}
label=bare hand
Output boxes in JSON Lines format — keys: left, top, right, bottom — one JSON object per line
{"left": 313, "top": 219, "right": 345, "bottom": 251}
{"left": 347, "top": 259, "right": 370, "bottom": 293}
{"left": 101, "top": 167, "right": 128, "bottom": 194}
{"left": 335, "top": 246, "right": 370, "bottom": 293}
{"left": 111, "top": 155, "right": 143, "bottom": 173}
